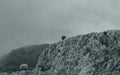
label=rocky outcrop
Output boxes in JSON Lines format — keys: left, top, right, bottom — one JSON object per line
{"left": 1, "top": 30, "right": 120, "bottom": 75}
{"left": 0, "top": 70, "right": 34, "bottom": 75}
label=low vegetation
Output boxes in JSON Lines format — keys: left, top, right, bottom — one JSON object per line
{"left": 0, "top": 44, "right": 49, "bottom": 73}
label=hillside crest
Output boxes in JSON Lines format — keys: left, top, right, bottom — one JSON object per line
{"left": 1, "top": 30, "right": 120, "bottom": 75}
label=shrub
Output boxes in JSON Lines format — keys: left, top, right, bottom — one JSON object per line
{"left": 19, "top": 64, "right": 29, "bottom": 70}
{"left": 61, "top": 36, "right": 66, "bottom": 40}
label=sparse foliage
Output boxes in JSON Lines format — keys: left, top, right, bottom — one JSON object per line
{"left": 19, "top": 64, "right": 29, "bottom": 70}
{"left": 0, "top": 44, "right": 49, "bottom": 72}
{"left": 61, "top": 36, "right": 66, "bottom": 40}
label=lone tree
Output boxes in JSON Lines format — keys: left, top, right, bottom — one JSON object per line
{"left": 19, "top": 64, "right": 29, "bottom": 70}
{"left": 61, "top": 36, "right": 66, "bottom": 40}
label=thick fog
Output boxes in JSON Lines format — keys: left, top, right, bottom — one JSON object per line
{"left": 0, "top": 0, "right": 119, "bottom": 56}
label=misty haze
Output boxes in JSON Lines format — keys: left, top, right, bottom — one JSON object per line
{"left": 0, "top": 0, "right": 120, "bottom": 75}
{"left": 0, "top": 0, "right": 119, "bottom": 57}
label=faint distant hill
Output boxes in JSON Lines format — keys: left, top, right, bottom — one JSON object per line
{"left": 0, "top": 44, "right": 49, "bottom": 73}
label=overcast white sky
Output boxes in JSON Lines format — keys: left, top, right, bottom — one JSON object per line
{"left": 0, "top": 0, "right": 120, "bottom": 56}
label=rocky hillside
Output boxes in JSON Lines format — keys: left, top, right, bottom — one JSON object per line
{"left": 1, "top": 30, "right": 120, "bottom": 75}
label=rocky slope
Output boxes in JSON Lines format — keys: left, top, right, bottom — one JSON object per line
{"left": 1, "top": 30, "right": 120, "bottom": 75}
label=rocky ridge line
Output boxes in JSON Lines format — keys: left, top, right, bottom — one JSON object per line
{"left": 1, "top": 30, "right": 120, "bottom": 75}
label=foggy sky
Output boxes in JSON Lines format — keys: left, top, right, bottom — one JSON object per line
{"left": 0, "top": 0, "right": 120, "bottom": 56}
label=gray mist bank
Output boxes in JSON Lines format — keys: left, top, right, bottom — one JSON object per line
{"left": 0, "top": 0, "right": 119, "bottom": 57}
